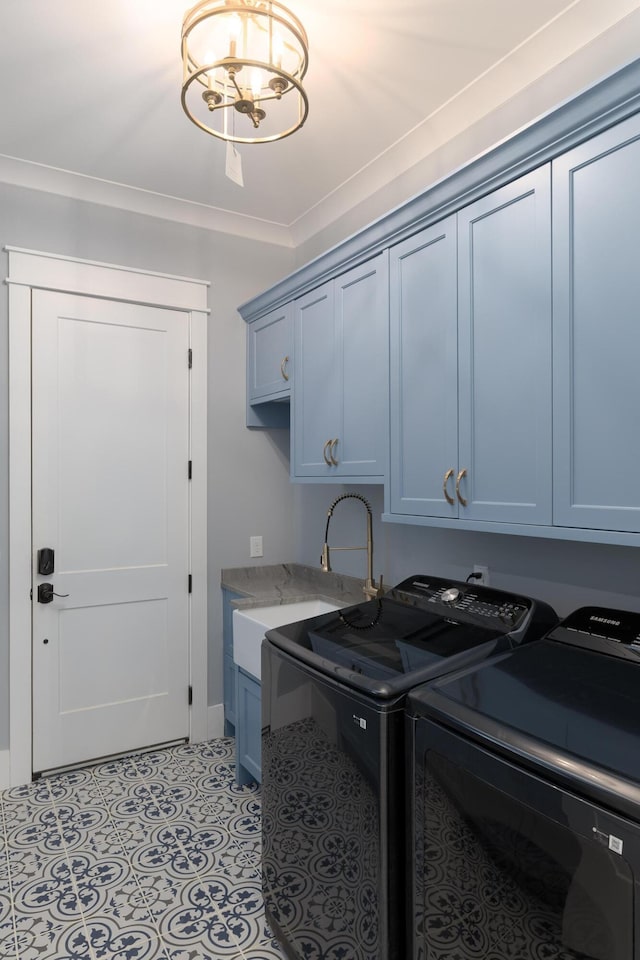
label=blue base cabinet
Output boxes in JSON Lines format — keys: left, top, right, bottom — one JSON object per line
{"left": 235, "top": 668, "right": 261, "bottom": 785}
{"left": 222, "top": 588, "right": 262, "bottom": 785}
{"left": 222, "top": 589, "right": 243, "bottom": 736}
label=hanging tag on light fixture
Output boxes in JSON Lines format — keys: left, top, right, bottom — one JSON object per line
{"left": 225, "top": 141, "right": 244, "bottom": 186}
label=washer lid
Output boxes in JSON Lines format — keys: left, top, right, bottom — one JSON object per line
{"left": 264, "top": 574, "right": 542, "bottom": 699}
{"left": 410, "top": 633, "right": 640, "bottom": 815}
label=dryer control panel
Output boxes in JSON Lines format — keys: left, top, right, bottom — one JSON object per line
{"left": 554, "top": 605, "right": 640, "bottom": 660}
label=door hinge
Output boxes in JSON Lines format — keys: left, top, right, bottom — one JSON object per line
{"left": 188, "top": 574, "right": 192, "bottom": 593}
{"left": 188, "top": 460, "right": 192, "bottom": 480}
{"left": 188, "top": 348, "right": 193, "bottom": 369}
{"left": 188, "top": 685, "right": 193, "bottom": 706}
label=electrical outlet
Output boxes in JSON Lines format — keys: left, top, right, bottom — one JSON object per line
{"left": 250, "top": 535, "right": 263, "bottom": 558}
{"left": 473, "top": 564, "right": 490, "bottom": 586}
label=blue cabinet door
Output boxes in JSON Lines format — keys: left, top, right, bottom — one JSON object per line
{"left": 389, "top": 169, "right": 551, "bottom": 524}
{"left": 389, "top": 218, "right": 459, "bottom": 517}
{"left": 292, "top": 255, "right": 388, "bottom": 481}
{"left": 292, "top": 280, "right": 339, "bottom": 477}
{"left": 553, "top": 113, "right": 640, "bottom": 532}
{"left": 222, "top": 588, "right": 243, "bottom": 735}
{"left": 334, "top": 255, "right": 388, "bottom": 479}
{"left": 223, "top": 653, "right": 236, "bottom": 736}
{"left": 236, "top": 668, "right": 261, "bottom": 785}
{"left": 457, "top": 166, "right": 552, "bottom": 524}
{"left": 247, "top": 304, "right": 292, "bottom": 403}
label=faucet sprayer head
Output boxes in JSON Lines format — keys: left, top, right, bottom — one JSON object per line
{"left": 320, "top": 542, "right": 331, "bottom": 572}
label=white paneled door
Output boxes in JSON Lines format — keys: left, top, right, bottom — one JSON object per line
{"left": 31, "top": 291, "right": 191, "bottom": 774}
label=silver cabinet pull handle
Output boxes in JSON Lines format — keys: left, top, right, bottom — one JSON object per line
{"left": 329, "top": 438, "right": 339, "bottom": 466}
{"left": 323, "top": 440, "right": 332, "bottom": 466}
{"left": 456, "top": 468, "right": 468, "bottom": 507}
{"left": 280, "top": 356, "right": 289, "bottom": 382}
{"left": 443, "top": 468, "right": 455, "bottom": 505}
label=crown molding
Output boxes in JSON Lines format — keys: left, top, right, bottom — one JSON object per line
{"left": 0, "top": 154, "right": 294, "bottom": 248}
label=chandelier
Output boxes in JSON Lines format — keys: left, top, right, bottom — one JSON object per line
{"left": 181, "top": 0, "right": 309, "bottom": 144}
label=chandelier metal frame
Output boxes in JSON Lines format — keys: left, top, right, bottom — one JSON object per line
{"left": 181, "top": 0, "right": 309, "bottom": 144}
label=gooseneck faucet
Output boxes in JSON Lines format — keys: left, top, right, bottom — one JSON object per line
{"left": 320, "top": 493, "right": 384, "bottom": 600}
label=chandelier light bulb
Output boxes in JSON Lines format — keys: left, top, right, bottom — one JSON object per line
{"left": 250, "top": 69, "right": 262, "bottom": 99}
{"left": 272, "top": 33, "right": 283, "bottom": 69}
{"left": 227, "top": 12, "right": 242, "bottom": 37}
{"left": 227, "top": 12, "right": 242, "bottom": 56}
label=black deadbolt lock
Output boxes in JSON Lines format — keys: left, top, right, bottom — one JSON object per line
{"left": 37, "top": 548, "right": 55, "bottom": 577}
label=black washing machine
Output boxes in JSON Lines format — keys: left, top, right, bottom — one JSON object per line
{"left": 261, "top": 573, "right": 557, "bottom": 960}
{"left": 408, "top": 604, "right": 640, "bottom": 960}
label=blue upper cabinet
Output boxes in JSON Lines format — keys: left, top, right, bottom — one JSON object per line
{"left": 389, "top": 168, "right": 552, "bottom": 524}
{"left": 247, "top": 304, "right": 292, "bottom": 404}
{"left": 457, "top": 167, "right": 552, "bottom": 525}
{"left": 389, "top": 217, "right": 458, "bottom": 517}
{"left": 292, "top": 254, "right": 389, "bottom": 481}
{"left": 245, "top": 303, "right": 292, "bottom": 428}
{"left": 553, "top": 113, "right": 640, "bottom": 533}
{"left": 240, "top": 61, "right": 640, "bottom": 543}
{"left": 292, "top": 280, "right": 339, "bottom": 475}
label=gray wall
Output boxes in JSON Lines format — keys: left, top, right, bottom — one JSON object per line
{"left": 0, "top": 181, "right": 296, "bottom": 750}
{"left": 295, "top": 485, "right": 640, "bottom": 621}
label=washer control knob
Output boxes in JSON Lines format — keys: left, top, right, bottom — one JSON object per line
{"left": 441, "top": 587, "right": 461, "bottom": 604}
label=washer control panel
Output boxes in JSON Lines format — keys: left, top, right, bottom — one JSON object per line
{"left": 395, "top": 574, "right": 531, "bottom": 631}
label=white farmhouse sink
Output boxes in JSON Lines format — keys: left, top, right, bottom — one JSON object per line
{"left": 233, "top": 599, "right": 341, "bottom": 681}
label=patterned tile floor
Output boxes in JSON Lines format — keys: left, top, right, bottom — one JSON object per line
{"left": 0, "top": 738, "right": 285, "bottom": 960}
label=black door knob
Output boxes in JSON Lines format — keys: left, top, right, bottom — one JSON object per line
{"left": 38, "top": 583, "right": 54, "bottom": 604}
{"left": 37, "top": 583, "right": 69, "bottom": 604}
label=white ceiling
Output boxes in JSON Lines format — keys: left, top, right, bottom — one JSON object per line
{"left": 1, "top": 0, "right": 640, "bottom": 247}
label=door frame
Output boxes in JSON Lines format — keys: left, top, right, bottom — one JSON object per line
{"left": 7, "top": 246, "right": 209, "bottom": 787}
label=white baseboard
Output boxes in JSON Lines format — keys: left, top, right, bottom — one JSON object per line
{"left": 0, "top": 750, "right": 11, "bottom": 791}
{"left": 207, "top": 703, "right": 226, "bottom": 741}
{"left": 0, "top": 719, "right": 231, "bottom": 791}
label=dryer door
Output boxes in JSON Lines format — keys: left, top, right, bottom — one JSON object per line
{"left": 411, "top": 717, "right": 639, "bottom": 960}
